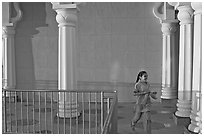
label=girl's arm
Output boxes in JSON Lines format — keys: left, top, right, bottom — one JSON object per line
{"left": 134, "top": 91, "right": 149, "bottom": 96}
{"left": 141, "top": 93, "right": 149, "bottom": 105}
{"left": 133, "top": 83, "right": 146, "bottom": 96}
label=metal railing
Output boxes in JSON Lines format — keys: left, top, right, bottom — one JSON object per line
{"left": 2, "top": 89, "right": 118, "bottom": 134}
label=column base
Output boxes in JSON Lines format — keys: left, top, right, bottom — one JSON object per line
{"left": 161, "top": 98, "right": 177, "bottom": 105}
{"left": 188, "top": 111, "right": 202, "bottom": 133}
{"left": 184, "top": 126, "right": 199, "bottom": 134}
{"left": 188, "top": 123, "right": 201, "bottom": 133}
{"left": 57, "top": 111, "right": 81, "bottom": 118}
{"left": 161, "top": 87, "right": 178, "bottom": 99}
{"left": 57, "top": 101, "right": 81, "bottom": 118}
{"left": 172, "top": 113, "right": 191, "bottom": 127}
{"left": 175, "top": 99, "right": 191, "bottom": 117}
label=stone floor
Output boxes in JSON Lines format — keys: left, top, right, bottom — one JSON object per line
{"left": 117, "top": 101, "right": 185, "bottom": 134}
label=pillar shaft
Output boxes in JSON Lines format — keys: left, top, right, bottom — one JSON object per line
{"left": 188, "top": 2, "right": 202, "bottom": 133}
{"left": 2, "top": 3, "right": 22, "bottom": 101}
{"left": 175, "top": 3, "right": 194, "bottom": 117}
{"left": 2, "top": 26, "right": 16, "bottom": 90}
{"left": 52, "top": 3, "right": 79, "bottom": 118}
{"left": 161, "top": 21, "right": 179, "bottom": 99}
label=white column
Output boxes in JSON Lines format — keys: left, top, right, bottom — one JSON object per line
{"left": 161, "top": 21, "right": 179, "bottom": 99}
{"left": 2, "top": 3, "right": 22, "bottom": 100}
{"left": 188, "top": 2, "right": 202, "bottom": 133}
{"left": 174, "top": 3, "right": 194, "bottom": 117}
{"left": 2, "top": 26, "right": 16, "bottom": 90}
{"left": 52, "top": 3, "right": 80, "bottom": 118}
{"left": 153, "top": 2, "right": 179, "bottom": 99}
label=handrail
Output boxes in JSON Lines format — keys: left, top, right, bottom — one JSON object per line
{"left": 3, "top": 88, "right": 116, "bottom": 93}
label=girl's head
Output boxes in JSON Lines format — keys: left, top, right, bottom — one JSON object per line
{"left": 135, "top": 71, "right": 148, "bottom": 83}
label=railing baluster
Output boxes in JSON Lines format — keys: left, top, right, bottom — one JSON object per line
{"left": 51, "top": 92, "right": 53, "bottom": 134}
{"left": 107, "top": 98, "right": 110, "bottom": 114}
{"left": 39, "top": 91, "right": 41, "bottom": 134}
{"left": 33, "top": 92, "right": 35, "bottom": 133}
{"left": 64, "top": 91, "right": 66, "bottom": 134}
{"left": 27, "top": 91, "right": 29, "bottom": 133}
{"left": 45, "top": 92, "right": 47, "bottom": 134}
{"left": 70, "top": 91, "right": 72, "bottom": 134}
{"left": 57, "top": 92, "right": 60, "bottom": 134}
{"left": 21, "top": 91, "right": 23, "bottom": 133}
{"left": 15, "top": 91, "right": 18, "bottom": 133}
{"left": 4, "top": 90, "right": 7, "bottom": 133}
{"left": 95, "top": 92, "right": 98, "bottom": 134}
{"left": 82, "top": 92, "right": 85, "bottom": 134}
{"left": 9, "top": 91, "right": 12, "bottom": 132}
{"left": 2, "top": 89, "right": 117, "bottom": 134}
{"left": 76, "top": 92, "right": 78, "bottom": 134}
{"left": 89, "top": 92, "right": 91, "bottom": 134}
{"left": 101, "top": 92, "right": 104, "bottom": 133}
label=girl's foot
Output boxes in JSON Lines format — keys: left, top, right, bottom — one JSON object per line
{"left": 131, "top": 122, "right": 136, "bottom": 131}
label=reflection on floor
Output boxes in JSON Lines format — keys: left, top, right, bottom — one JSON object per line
{"left": 117, "top": 101, "right": 185, "bottom": 134}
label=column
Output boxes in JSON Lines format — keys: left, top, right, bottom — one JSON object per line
{"left": 188, "top": 2, "right": 202, "bottom": 133}
{"left": 161, "top": 21, "right": 179, "bottom": 99}
{"left": 153, "top": 2, "right": 179, "bottom": 100}
{"left": 174, "top": 3, "right": 194, "bottom": 117}
{"left": 2, "top": 2, "right": 22, "bottom": 101}
{"left": 52, "top": 3, "right": 80, "bottom": 118}
{"left": 2, "top": 27, "right": 16, "bottom": 90}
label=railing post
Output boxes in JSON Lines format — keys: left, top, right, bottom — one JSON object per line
{"left": 111, "top": 91, "right": 118, "bottom": 133}
{"left": 3, "top": 90, "right": 7, "bottom": 133}
{"left": 101, "top": 92, "right": 104, "bottom": 133}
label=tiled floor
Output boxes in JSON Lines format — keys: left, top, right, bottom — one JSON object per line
{"left": 117, "top": 101, "right": 185, "bottom": 134}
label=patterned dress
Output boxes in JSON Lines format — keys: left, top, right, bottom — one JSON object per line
{"left": 134, "top": 81, "right": 151, "bottom": 112}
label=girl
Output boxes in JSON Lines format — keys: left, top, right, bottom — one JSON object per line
{"left": 131, "top": 70, "right": 157, "bottom": 133}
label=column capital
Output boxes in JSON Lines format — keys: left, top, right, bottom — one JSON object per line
{"left": 153, "top": 2, "right": 164, "bottom": 22}
{"left": 52, "top": 3, "right": 79, "bottom": 27}
{"left": 191, "top": 2, "right": 202, "bottom": 15}
{"left": 2, "top": 2, "right": 23, "bottom": 27}
{"left": 169, "top": 2, "right": 194, "bottom": 25}
{"left": 177, "top": 4, "right": 194, "bottom": 25}
{"left": 153, "top": 2, "right": 177, "bottom": 23}
{"left": 168, "top": 2, "right": 191, "bottom": 9}
{"left": 161, "top": 20, "right": 178, "bottom": 35}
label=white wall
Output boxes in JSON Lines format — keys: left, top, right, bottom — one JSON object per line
{"left": 78, "top": 2, "right": 162, "bottom": 83}
{"left": 13, "top": 2, "right": 162, "bottom": 102}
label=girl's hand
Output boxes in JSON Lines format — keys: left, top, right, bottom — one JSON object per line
{"left": 150, "top": 92, "right": 157, "bottom": 99}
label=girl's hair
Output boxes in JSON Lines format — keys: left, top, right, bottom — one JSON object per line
{"left": 135, "top": 70, "right": 147, "bottom": 83}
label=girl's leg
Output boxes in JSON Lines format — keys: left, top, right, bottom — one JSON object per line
{"left": 131, "top": 105, "right": 142, "bottom": 125}
{"left": 142, "top": 111, "right": 151, "bottom": 134}
{"left": 132, "top": 111, "right": 142, "bottom": 125}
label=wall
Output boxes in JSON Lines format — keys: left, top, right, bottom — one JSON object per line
{"left": 78, "top": 2, "right": 162, "bottom": 84}
{"left": 13, "top": 2, "right": 162, "bottom": 102}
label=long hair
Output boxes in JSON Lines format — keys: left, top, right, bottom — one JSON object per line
{"left": 135, "top": 71, "right": 147, "bottom": 84}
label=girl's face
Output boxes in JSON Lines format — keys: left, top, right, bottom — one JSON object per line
{"left": 140, "top": 73, "right": 148, "bottom": 82}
